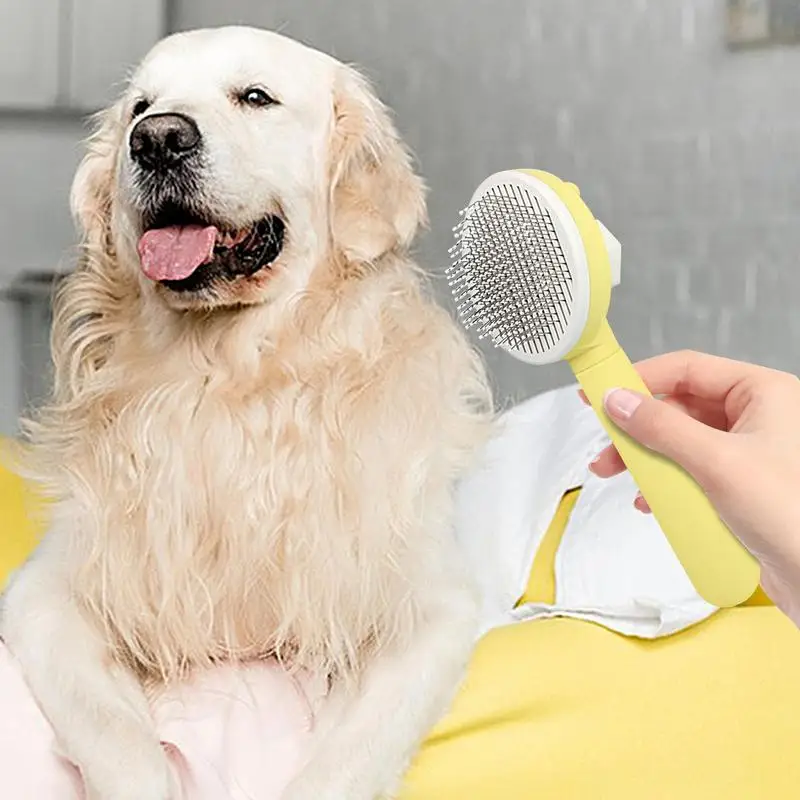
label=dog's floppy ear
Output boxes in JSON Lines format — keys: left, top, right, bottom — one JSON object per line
{"left": 70, "top": 105, "right": 123, "bottom": 248}
{"left": 49, "top": 104, "right": 125, "bottom": 404}
{"left": 329, "top": 66, "right": 427, "bottom": 265}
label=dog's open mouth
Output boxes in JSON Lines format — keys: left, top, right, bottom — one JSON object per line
{"left": 137, "top": 208, "right": 286, "bottom": 293}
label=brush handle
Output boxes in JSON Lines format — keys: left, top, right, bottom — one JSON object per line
{"left": 573, "top": 337, "right": 760, "bottom": 608}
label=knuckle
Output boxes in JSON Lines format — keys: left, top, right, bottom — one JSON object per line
{"left": 675, "top": 348, "right": 698, "bottom": 360}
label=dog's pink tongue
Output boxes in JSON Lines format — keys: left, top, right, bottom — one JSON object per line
{"left": 138, "top": 225, "right": 218, "bottom": 281}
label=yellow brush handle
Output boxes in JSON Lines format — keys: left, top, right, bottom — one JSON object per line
{"left": 571, "top": 324, "right": 760, "bottom": 608}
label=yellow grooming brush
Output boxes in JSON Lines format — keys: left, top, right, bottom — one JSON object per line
{"left": 447, "top": 169, "right": 759, "bottom": 608}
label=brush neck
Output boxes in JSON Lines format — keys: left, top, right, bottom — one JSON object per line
{"left": 568, "top": 319, "right": 621, "bottom": 375}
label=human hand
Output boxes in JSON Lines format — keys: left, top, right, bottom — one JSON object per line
{"left": 583, "top": 350, "right": 800, "bottom": 622}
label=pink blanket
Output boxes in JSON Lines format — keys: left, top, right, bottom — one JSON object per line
{"left": 0, "top": 643, "right": 324, "bottom": 798}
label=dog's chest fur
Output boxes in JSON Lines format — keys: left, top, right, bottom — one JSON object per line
{"left": 55, "top": 295, "right": 486, "bottom": 680}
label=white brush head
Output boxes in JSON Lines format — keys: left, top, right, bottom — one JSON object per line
{"left": 447, "top": 170, "right": 619, "bottom": 366}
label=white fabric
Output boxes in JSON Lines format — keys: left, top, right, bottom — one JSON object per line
{"left": 454, "top": 385, "right": 717, "bottom": 638}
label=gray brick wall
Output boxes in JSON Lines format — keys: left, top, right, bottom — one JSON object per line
{"left": 176, "top": 0, "right": 800, "bottom": 406}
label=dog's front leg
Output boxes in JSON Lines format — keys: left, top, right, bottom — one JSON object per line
{"left": 1, "top": 540, "right": 174, "bottom": 800}
{"left": 282, "top": 585, "right": 479, "bottom": 800}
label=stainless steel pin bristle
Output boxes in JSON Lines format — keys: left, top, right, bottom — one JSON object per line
{"left": 446, "top": 183, "right": 575, "bottom": 359}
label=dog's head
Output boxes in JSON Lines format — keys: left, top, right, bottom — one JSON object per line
{"left": 71, "top": 27, "right": 426, "bottom": 311}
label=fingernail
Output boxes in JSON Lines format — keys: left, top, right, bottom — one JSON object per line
{"left": 604, "top": 388, "right": 643, "bottom": 420}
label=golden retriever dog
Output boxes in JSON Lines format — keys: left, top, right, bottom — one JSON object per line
{"left": 0, "top": 26, "right": 492, "bottom": 800}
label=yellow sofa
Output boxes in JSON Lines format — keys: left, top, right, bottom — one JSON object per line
{"left": 0, "top": 445, "right": 39, "bottom": 587}
{"left": 2, "top": 457, "right": 799, "bottom": 798}
{"left": 403, "top": 491, "right": 800, "bottom": 798}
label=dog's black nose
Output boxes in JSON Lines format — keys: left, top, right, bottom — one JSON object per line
{"left": 130, "top": 113, "right": 201, "bottom": 170}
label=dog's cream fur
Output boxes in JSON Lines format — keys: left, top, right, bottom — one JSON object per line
{"left": 1, "top": 27, "right": 492, "bottom": 800}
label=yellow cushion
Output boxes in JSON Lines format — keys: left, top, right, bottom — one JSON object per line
{"left": 519, "top": 486, "right": 581, "bottom": 606}
{"left": 402, "top": 490, "right": 800, "bottom": 798}
{"left": 0, "top": 441, "right": 40, "bottom": 589}
{"left": 404, "top": 609, "right": 800, "bottom": 798}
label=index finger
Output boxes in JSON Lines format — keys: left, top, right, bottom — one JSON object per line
{"left": 632, "top": 350, "right": 771, "bottom": 401}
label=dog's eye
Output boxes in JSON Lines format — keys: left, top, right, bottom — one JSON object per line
{"left": 238, "top": 87, "right": 277, "bottom": 108}
{"left": 131, "top": 98, "right": 151, "bottom": 118}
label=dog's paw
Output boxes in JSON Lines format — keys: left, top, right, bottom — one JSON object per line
{"left": 81, "top": 742, "right": 177, "bottom": 800}
{"left": 281, "top": 771, "right": 352, "bottom": 800}
{"left": 282, "top": 781, "right": 351, "bottom": 800}
{"left": 84, "top": 773, "right": 174, "bottom": 800}
{"left": 282, "top": 764, "right": 396, "bottom": 800}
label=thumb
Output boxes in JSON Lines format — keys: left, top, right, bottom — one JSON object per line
{"left": 603, "top": 388, "right": 725, "bottom": 483}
